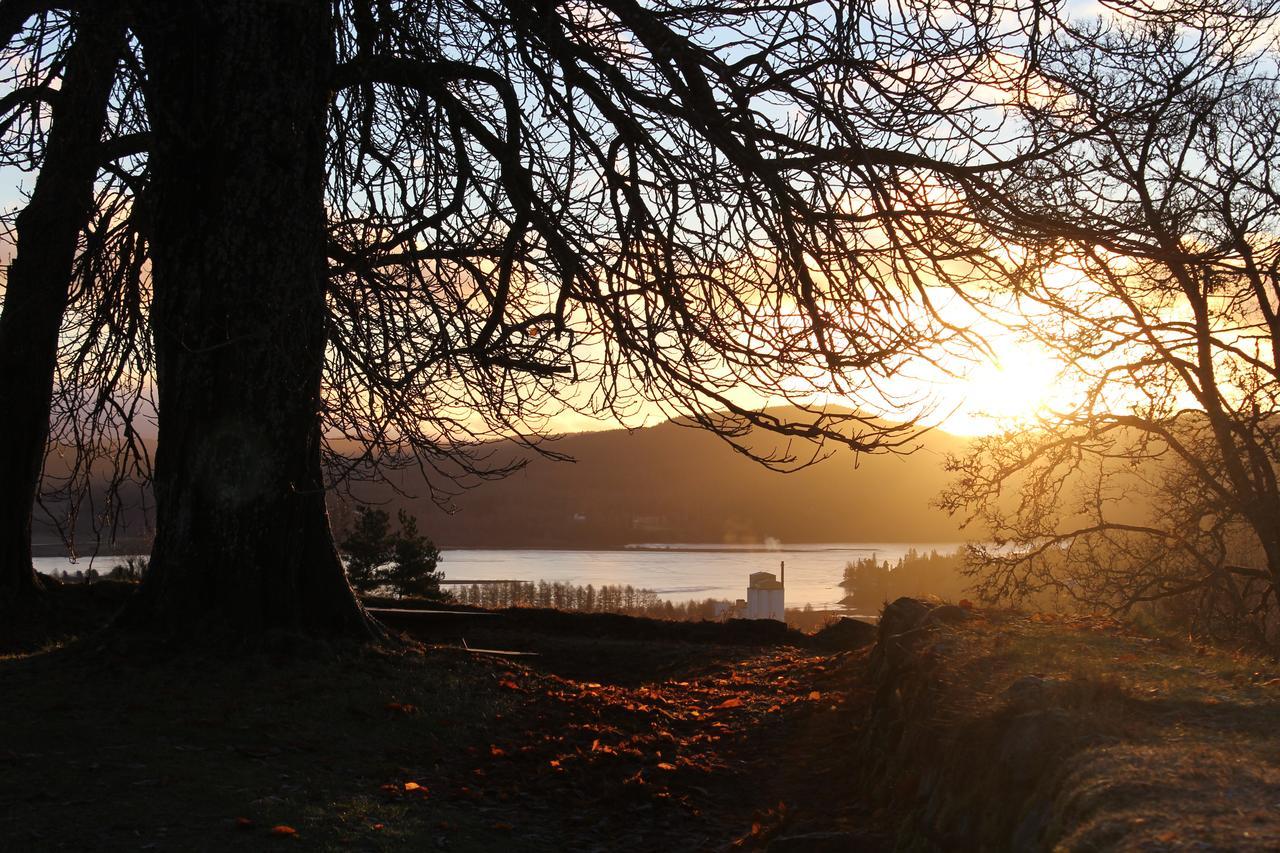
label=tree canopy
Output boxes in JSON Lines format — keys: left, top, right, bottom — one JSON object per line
{"left": 0, "top": 0, "right": 1042, "bottom": 636}
{"left": 11, "top": 0, "right": 1280, "bottom": 643}
{"left": 941, "top": 3, "right": 1280, "bottom": 640}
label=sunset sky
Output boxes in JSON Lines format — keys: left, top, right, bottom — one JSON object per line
{"left": 0, "top": 155, "right": 1078, "bottom": 441}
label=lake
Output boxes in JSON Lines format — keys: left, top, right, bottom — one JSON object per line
{"left": 35, "top": 541, "right": 960, "bottom": 610}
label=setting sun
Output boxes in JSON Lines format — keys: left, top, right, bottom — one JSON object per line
{"left": 933, "top": 345, "right": 1067, "bottom": 436}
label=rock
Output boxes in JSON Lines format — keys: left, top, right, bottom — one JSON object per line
{"left": 878, "top": 597, "right": 933, "bottom": 638}
{"left": 922, "top": 604, "right": 970, "bottom": 627}
{"left": 812, "top": 617, "right": 878, "bottom": 651}
{"left": 767, "top": 830, "right": 894, "bottom": 853}
{"left": 870, "top": 598, "right": 940, "bottom": 675}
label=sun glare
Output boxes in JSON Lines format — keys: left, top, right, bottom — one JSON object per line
{"left": 930, "top": 345, "right": 1066, "bottom": 436}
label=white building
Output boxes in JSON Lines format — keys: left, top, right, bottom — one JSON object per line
{"left": 746, "top": 570, "right": 785, "bottom": 621}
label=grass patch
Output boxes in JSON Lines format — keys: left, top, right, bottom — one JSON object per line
{"left": 883, "top": 608, "right": 1280, "bottom": 849}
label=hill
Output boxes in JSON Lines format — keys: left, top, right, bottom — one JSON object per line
{"left": 351, "top": 414, "right": 972, "bottom": 547}
{"left": 34, "top": 411, "right": 974, "bottom": 552}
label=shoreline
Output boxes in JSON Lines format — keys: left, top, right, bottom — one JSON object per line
{"left": 31, "top": 540, "right": 962, "bottom": 559}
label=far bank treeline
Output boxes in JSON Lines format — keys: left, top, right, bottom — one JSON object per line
{"left": 453, "top": 549, "right": 975, "bottom": 621}
{"left": 839, "top": 550, "right": 969, "bottom": 613}
{"left": 449, "top": 579, "right": 719, "bottom": 622}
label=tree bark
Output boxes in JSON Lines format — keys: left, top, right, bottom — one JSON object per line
{"left": 125, "top": 1, "right": 374, "bottom": 639}
{"left": 0, "top": 10, "right": 123, "bottom": 600}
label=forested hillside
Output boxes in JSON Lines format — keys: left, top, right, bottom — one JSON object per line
{"left": 347, "top": 416, "right": 972, "bottom": 547}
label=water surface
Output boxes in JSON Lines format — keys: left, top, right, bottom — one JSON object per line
{"left": 35, "top": 541, "right": 960, "bottom": 609}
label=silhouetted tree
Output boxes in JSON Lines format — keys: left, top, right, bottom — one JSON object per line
{"left": 339, "top": 505, "right": 442, "bottom": 597}
{"left": 0, "top": 8, "right": 127, "bottom": 599}
{"left": 339, "top": 505, "right": 393, "bottom": 593}
{"left": 4, "top": 0, "right": 1046, "bottom": 639}
{"left": 941, "top": 6, "right": 1280, "bottom": 639}
{"left": 385, "top": 511, "right": 443, "bottom": 598}
{"left": 113, "top": 2, "right": 373, "bottom": 638}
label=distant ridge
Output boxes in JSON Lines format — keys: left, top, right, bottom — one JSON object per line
{"left": 353, "top": 410, "right": 972, "bottom": 547}
{"left": 36, "top": 408, "right": 975, "bottom": 550}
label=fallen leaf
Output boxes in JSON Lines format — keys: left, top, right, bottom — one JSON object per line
{"left": 808, "top": 691, "right": 821, "bottom": 701}
{"left": 656, "top": 762, "right": 677, "bottom": 771}
{"left": 403, "top": 781, "right": 426, "bottom": 793}
{"left": 713, "top": 697, "right": 744, "bottom": 710}
{"left": 269, "top": 825, "right": 297, "bottom": 838}
{"left": 234, "top": 817, "right": 254, "bottom": 830}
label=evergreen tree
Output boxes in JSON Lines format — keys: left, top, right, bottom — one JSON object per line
{"left": 339, "top": 506, "right": 392, "bottom": 594}
{"left": 385, "top": 511, "right": 443, "bottom": 599}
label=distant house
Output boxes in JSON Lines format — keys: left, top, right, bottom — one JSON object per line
{"left": 712, "top": 598, "right": 747, "bottom": 620}
{"left": 746, "top": 571, "right": 784, "bottom": 621}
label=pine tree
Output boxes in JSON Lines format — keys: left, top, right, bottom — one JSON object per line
{"left": 339, "top": 507, "right": 392, "bottom": 594}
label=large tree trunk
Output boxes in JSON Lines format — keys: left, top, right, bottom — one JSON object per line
{"left": 0, "top": 11, "right": 123, "bottom": 600}
{"left": 126, "top": 1, "right": 374, "bottom": 639}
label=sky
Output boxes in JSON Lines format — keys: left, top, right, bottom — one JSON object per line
{"left": 0, "top": 146, "right": 1070, "bottom": 442}
{"left": 0, "top": 0, "right": 1157, "bottom": 443}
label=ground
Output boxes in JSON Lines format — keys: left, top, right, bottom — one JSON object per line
{"left": 0, "top": 596, "right": 883, "bottom": 852}
{"left": 864, "top": 606, "right": 1280, "bottom": 850}
{"left": 9, "top": 590, "right": 1280, "bottom": 851}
